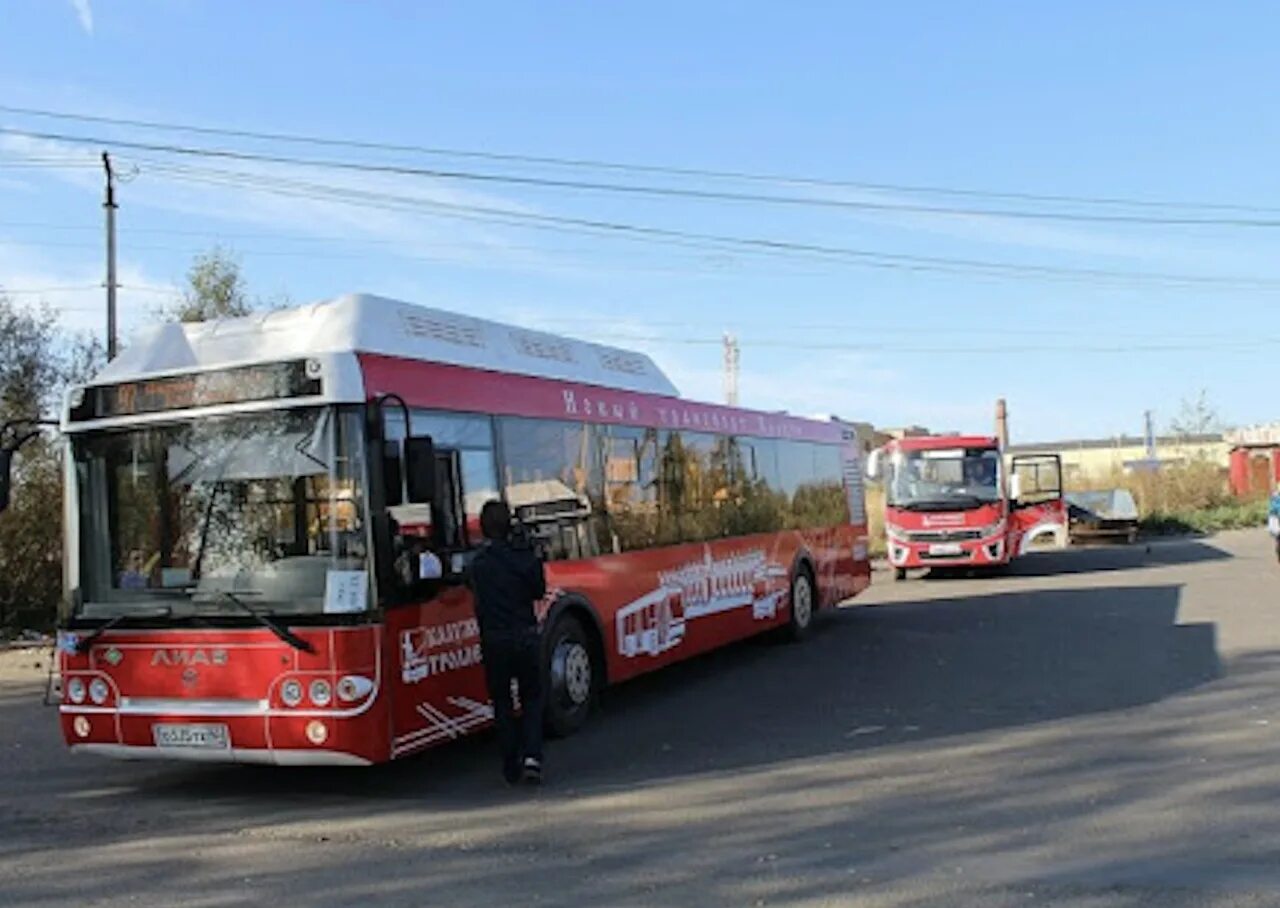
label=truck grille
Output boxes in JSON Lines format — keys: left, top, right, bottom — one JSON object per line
{"left": 907, "top": 529, "right": 982, "bottom": 543}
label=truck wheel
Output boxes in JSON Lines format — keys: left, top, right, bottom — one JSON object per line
{"left": 786, "top": 569, "right": 816, "bottom": 641}
{"left": 893, "top": 567, "right": 907, "bottom": 582}
{"left": 1275, "top": 538, "right": 1280, "bottom": 564}
{"left": 543, "top": 613, "right": 598, "bottom": 739}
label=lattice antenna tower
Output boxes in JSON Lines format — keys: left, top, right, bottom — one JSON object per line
{"left": 723, "top": 333, "right": 740, "bottom": 406}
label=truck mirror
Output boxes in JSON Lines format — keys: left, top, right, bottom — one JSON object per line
{"left": 1009, "top": 472, "right": 1023, "bottom": 503}
{"left": 0, "top": 449, "right": 11, "bottom": 513}
{"left": 865, "top": 448, "right": 883, "bottom": 481}
{"left": 404, "top": 436, "right": 437, "bottom": 504}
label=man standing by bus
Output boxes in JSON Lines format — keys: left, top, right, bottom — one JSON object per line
{"left": 470, "top": 499, "right": 548, "bottom": 785}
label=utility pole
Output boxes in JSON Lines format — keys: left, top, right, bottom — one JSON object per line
{"left": 102, "top": 151, "right": 118, "bottom": 360}
{"left": 722, "top": 333, "right": 740, "bottom": 407}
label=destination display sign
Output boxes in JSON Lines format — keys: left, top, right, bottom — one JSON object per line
{"left": 71, "top": 361, "right": 320, "bottom": 421}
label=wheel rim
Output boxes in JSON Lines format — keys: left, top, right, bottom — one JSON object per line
{"left": 793, "top": 575, "right": 813, "bottom": 627}
{"left": 551, "top": 639, "right": 592, "bottom": 707}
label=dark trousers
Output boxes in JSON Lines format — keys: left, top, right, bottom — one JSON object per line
{"left": 482, "top": 632, "right": 544, "bottom": 780}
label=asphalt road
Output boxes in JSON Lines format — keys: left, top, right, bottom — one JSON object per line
{"left": 3, "top": 530, "right": 1279, "bottom": 907}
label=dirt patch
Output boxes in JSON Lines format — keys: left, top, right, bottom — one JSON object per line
{"left": 0, "top": 646, "right": 53, "bottom": 684}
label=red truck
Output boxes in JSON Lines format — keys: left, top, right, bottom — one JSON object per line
{"left": 868, "top": 433, "right": 1066, "bottom": 580}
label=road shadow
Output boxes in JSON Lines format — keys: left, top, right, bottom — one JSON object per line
{"left": 996, "top": 538, "right": 1230, "bottom": 579}
{"left": 1, "top": 581, "right": 1254, "bottom": 907}
{"left": 19, "top": 581, "right": 1214, "bottom": 809}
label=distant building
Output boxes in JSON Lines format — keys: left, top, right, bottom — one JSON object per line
{"left": 830, "top": 417, "right": 889, "bottom": 454}
{"left": 1006, "top": 433, "right": 1228, "bottom": 484}
{"left": 879, "top": 425, "right": 932, "bottom": 441}
{"left": 1225, "top": 424, "right": 1280, "bottom": 497}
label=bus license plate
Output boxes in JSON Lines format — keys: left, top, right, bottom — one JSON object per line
{"left": 928, "top": 543, "right": 963, "bottom": 556}
{"left": 153, "top": 723, "right": 230, "bottom": 750}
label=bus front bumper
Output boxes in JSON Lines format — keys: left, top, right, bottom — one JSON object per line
{"left": 66, "top": 742, "right": 371, "bottom": 766}
{"left": 59, "top": 703, "right": 380, "bottom": 766}
{"left": 887, "top": 537, "right": 1006, "bottom": 569}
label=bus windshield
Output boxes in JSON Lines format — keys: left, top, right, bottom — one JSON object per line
{"left": 71, "top": 406, "right": 369, "bottom": 618}
{"left": 886, "top": 447, "right": 1002, "bottom": 510}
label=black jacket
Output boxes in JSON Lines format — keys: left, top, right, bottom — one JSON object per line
{"left": 469, "top": 539, "right": 547, "bottom": 641}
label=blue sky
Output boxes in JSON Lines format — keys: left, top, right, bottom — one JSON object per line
{"left": 2, "top": 2, "right": 1279, "bottom": 442}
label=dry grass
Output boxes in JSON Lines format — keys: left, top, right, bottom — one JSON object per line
{"left": 1067, "top": 458, "right": 1267, "bottom": 534}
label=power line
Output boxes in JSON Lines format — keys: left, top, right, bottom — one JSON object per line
{"left": 9, "top": 151, "right": 1280, "bottom": 292}
{"left": 1, "top": 102, "right": 1273, "bottom": 214}
{"left": 9, "top": 125, "right": 1280, "bottom": 229}
{"left": 129, "top": 158, "right": 1280, "bottom": 290}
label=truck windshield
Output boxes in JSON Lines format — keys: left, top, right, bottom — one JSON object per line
{"left": 71, "top": 406, "right": 369, "bottom": 618}
{"left": 887, "top": 447, "right": 1001, "bottom": 510}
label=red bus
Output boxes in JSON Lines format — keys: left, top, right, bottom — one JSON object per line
{"left": 868, "top": 433, "right": 1065, "bottom": 580}
{"left": 52, "top": 294, "right": 870, "bottom": 765}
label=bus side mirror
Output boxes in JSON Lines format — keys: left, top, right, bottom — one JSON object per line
{"left": 0, "top": 449, "right": 11, "bottom": 513}
{"left": 382, "top": 441, "right": 404, "bottom": 507}
{"left": 404, "top": 436, "right": 437, "bottom": 504}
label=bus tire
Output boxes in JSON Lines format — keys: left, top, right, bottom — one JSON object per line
{"left": 543, "top": 613, "right": 598, "bottom": 739}
{"left": 786, "top": 567, "right": 816, "bottom": 642}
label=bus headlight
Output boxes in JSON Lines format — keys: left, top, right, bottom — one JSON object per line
{"left": 67, "top": 678, "right": 86, "bottom": 704}
{"left": 337, "top": 675, "right": 374, "bottom": 702}
{"left": 88, "top": 678, "right": 110, "bottom": 705}
{"left": 281, "top": 679, "right": 304, "bottom": 707}
{"left": 309, "top": 679, "right": 332, "bottom": 707}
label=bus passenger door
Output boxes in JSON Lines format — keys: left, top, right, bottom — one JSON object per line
{"left": 383, "top": 446, "right": 493, "bottom": 759}
{"left": 1008, "top": 453, "right": 1067, "bottom": 555}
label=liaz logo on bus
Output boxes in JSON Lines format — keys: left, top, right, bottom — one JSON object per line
{"left": 150, "top": 649, "right": 229, "bottom": 667}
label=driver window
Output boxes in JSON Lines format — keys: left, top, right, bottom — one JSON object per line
{"left": 386, "top": 409, "right": 499, "bottom": 550}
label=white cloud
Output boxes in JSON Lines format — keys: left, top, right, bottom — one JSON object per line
{"left": 0, "top": 240, "right": 177, "bottom": 340}
{"left": 0, "top": 133, "right": 559, "bottom": 276}
{"left": 70, "top": 0, "right": 94, "bottom": 35}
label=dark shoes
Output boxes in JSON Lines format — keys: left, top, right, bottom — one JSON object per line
{"left": 502, "top": 756, "right": 543, "bottom": 787}
{"left": 521, "top": 756, "right": 543, "bottom": 786}
{"left": 502, "top": 757, "right": 522, "bottom": 786}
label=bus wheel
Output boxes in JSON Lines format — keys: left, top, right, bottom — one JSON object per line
{"left": 893, "top": 567, "right": 907, "bottom": 582}
{"left": 786, "top": 569, "right": 816, "bottom": 642}
{"left": 544, "top": 614, "right": 597, "bottom": 738}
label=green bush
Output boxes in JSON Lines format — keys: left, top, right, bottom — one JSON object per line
{"left": 1140, "top": 498, "right": 1270, "bottom": 536}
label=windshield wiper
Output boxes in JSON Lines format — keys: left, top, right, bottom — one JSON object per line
{"left": 72, "top": 607, "right": 172, "bottom": 654}
{"left": 206, "top": 589, "right": 315, "bottom": 653}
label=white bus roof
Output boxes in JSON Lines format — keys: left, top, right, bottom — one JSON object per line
{"left": 93, "top": 293, "right": 679, "bottom": 398}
